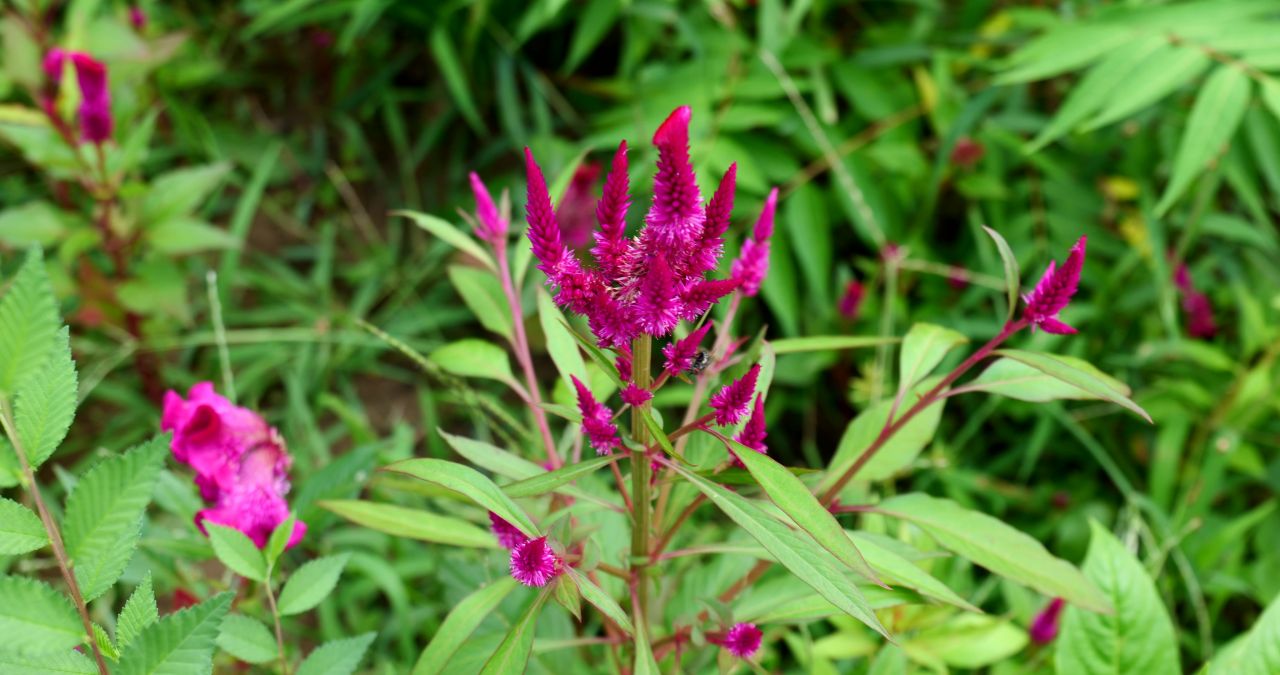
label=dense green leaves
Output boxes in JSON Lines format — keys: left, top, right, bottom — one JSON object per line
{"left": 1057, "top": 522, "right": 1179, "bottom": 675}
{"left": 278, "top": 553, "right": 349, "bottom": 615}
{"left": 384, "top": 458, "right": 539, "bottom": 538}
{"left": 14, "top": 326, "right": 76, "bottom": 469}
{"left": 296, "top": 633, "right": 376, "bottom": 675}
{"left": 116, "top": 592, "right": 231, "bottom": 675}
{"left": 215, "top": 614, "right": 277, "bottom": 665}
{"left": 413, "top": 578, "right": 518, "bottom": 675}
{"left": 0, "top": 496, "right": 46, "bottom": 554}
{"left": 1158, "top": 64, "right": 1251, "bottom": 213}
{"left": 321, "top": 500, "right": 498, "bottom": 548}
{"left": 0, "top": 576, "right": 84, "bottom": 654}
{"left": 0, "top": 248, "right": 59, "bottom": 396}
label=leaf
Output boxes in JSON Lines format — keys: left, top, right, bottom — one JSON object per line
{"left": 63, "top": 437, "right": 168, "bottom": 601}
{"left": 321, "top": 500, "right": 498, "bottom": 548}
{"left": 633, "top": 622, "right": 660, "bottom": 675}
{"left": 850, "top": 532, "right": 978, "bottom": 612}
{"left": 0, "top": 201, "right": 67, "bottom": 247}
{"left": 264, "top": 515, "right": 297, "bottom": 570}
{"left": 820, "top": 376, "right": 946, "bottom": 486}
{"left": 116, "top": 574, "right": 158, "bottom": 651}
{"left": 428, "top": 340, "right": 517, "bottom": 388}
{"left": 384, "top": 458, "right": 540, "bottom": 538}
{"left": 997, "top": 23, "right": 1134, "bottom": 84}
{"left": 146, "top": 219, "right": 240, "bottom": 255}
{"left": 769, "top": 335, "right": 897, "bottom": 354}
{"left": 0, "top": 248, "right": 59, "bottom": 396}
{"left": 562, "top": 0, "right": 619, "bottom": 72}
{"left": 448, "top": 266, "right": 512, "bottom": 340}
{"left": 412, "top": 578, "right": 518, "bottom": 675}
{"left": 116, "top": 592, "right": 231, "bottom": 675}
{"left": 478, "top": 589, "right": 548, "bottom": 675}
{"left": 726, "top": 439, "right": 878, "bottom": 583}
{"left": 439, "top": 430, "right": 541, "bottom": 481}
{"left": 665, "top": 460, "right": 890, "bottom": 639}
{"left": 1056, "top": 522, "right": 1180, "bottom": 675}
{"left": 898, "top": 323, "right": 968, "bottom": 392}
{"left": 140, "top": 163, "right": 231, "bottom": 225}
{"left": 215, "top": 614, "right": 277, "bottom": 665}
{"left": 0, "top": 496, "right": 46, "bottom": 554}
{"left": 537, "top": 290, "right": 587, "bottom": 384}
{"left": 1157, "top": 64, "right": 1251, "bottom": 214}
{"left": 396, "top": 210, "right": 496, "bottom": 272}
{"left": 551, "top": 574, "right": 581, "bottom": 620}
{"left": 1084, "top": 47, "right": 1210, "bottom": 130}
{"left": 14, "top": 326, "right": 76, "bottom": 469}
{"left": 1207, "top": 589, "right": 1280, "bottom": 675}
{"left": 296, "top": 633, "right": 376, "bottom": 675}
{"left": 876, "top": 493, "right": 1110, "bottom": 613}
{"left": 205, "top": 524, "right": 267, "bottom": 582}
{"left": 93, "top": 622, "right": 119, "bottom": 661}
{"left": 964, "top": 355, "right": 1130, "bottom": 402}
{"left": 502, "top": 455, "right": 616, "bottom": 498}
{"left": 0, "top": 576, "right": 84, "bottom": 654}
{"left": 428, "top": 28, "right": 485, "bottom": 134}
{"left": 992, "top": 349, "right": 1151, "bottom": 422}
{"left": 0, "top": 649, "right": 97, "bottom": 673}
{"left": 981, "top": 226, "right": 1021, "bottom": 322}
{"left": 905, "top": 614, "right": 1028, "bottom": 669}
{"left": 565, "top": 568, "right": 633, "bottom": 635}
{"left": 278, "top": 553, "right": 350, "bottom": 616}
{"left": 1262, "top": 79, "right": 1280, "bottom": 121}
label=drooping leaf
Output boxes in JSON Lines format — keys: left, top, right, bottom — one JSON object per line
{"left": 821, "top": 376, "right": 946, "bottom": 486}
{"left": 992, "top": 349, "right": 1151, "bottom": 422}
{"left": 449, "top": 265, "right": 512, "bottom": 340}
{"left": 321, "top": 500, "right": 498, "bottom": 548}
{"left": 502, "top": 455, "right": 617, "bottom": 498}
{"left": 850, "top": 532, "right": 978, "bottom": 612}
{"left": 964, "top": 354, "right": 1130, "bottom": 402}
{"left": 1084, "top": 47, "right": 1210, "bottom": 130}
{"left": 278, "top": 553, "right": 350, "bottom": 616}
{"left": 0, "top": 576, "right": 84, "bottom": 654}
{"left": 565, "top": 568, "right": 633, "bottom": 635}
{"left": 116, "top": 574, "right": 157, "bottom": 651}
{"left": 0, "top": 248, "right": 59, "bottom": 396}
{"left": 115, "top": 592, "right": 231, "bottom": 675}
{"left": 140, "top": 163, "right": 231, "bottom": 225}
{"left": 63, "top": 437, "right": 168, "bottom": 601}
{"left": 296, "top": 633, "right": 376, "bottom": 675}
{"left": 14, "top": 326, "right": 76, "bottom": 469}
{"left": 383, "top": 458, "right": 540, "bottom": 538}
{"left": 1157, "top": 64, "right": 1251, "bottom": 214}
{"left": 205, "top": 524, "right": 267, "bottom": 582}
{"left": 876, "top": 493, "right": 1111, "bottom": 613}
{"left": 478, "top": 588, "right": 548, "bottom": 675}
{"left": 898, "top": 323, "right": 968, "bottom": 393}
{"left": 1056, "top": 522, "right": 1179, "bottom": 675}
{"left": 980, "top": 226, "right": 1021, "bottom": 322}
{"left": 439, "top": 430, "right": 541, "bottom": 481}
{"left": 396, "top": 211, "right": 496, "bottom": 272}
{"left": 427, "top": 340, "right": 517, "bottom": 388}
{"left": 0, "top": 496, "right": 46, "bottom": 554}
{"left": 215, "top": 614, "right": 277, "bottom": 665}
{"left": 412, "top": 578, "right": 518, "bottom": 675}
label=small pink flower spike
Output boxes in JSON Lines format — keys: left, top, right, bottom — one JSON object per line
{"left": 489, "top": 512, "right": 528, "bottom": 549}
{"left": 645, "top": 106, "right": 705, "bottom": 249}
{"left": 621, "top": 383, "right": 652, "bottom": 407}
{"left": 735, "top": 395, "right": 767, "bottom": 456}
{"left": 592, "top": 141, "right": 632, "bottom": 280}
{"left": 571, "top": 375, "right": 620, "bottom": 455}
{"left": 662, "top": 322, "right": 712, "bottom": 375}
{"left": 730, "top": 188, "right": 778, "bottom": 297}
{"left": 129, "top": 6, "right": 147, "bottom": 29}
{"left": 709, "top": 364, "right": 761, "bottom": 426}
{"left": 1023, "top": 236, "right": 1086, "bottom": 334}
{"left": 635, "top": 254, "right": 680, "bottom": 336}
{"left": 722, "top": 623, "right": 763, "bottom": 658}
{"left": 468, "top": 172, "right": 508, "bottom": 244}
{"left": 557, "top": 162, "right": 602, "bottom": 249}
{"left": 839, "top": 279, "right": 865, "bottom": 320}
{"left": 510, "top": 536, "right": 561, "bottom": 587}
{"left": 1030, "top": 598, "right": 1065, "bottom": 644}
{"left": 43, "top": 48, "right": 68, "bottom": 83}
{"left": 71, "top": 53, "right": 112, "bottom": 144}
{"left": 690, "top": 163, "right": 737, "bottom": 275}
{"left": 525, "top": 148, "right": 569, "bottom": 273}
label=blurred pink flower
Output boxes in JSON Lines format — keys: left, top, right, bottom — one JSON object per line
{"left": 70, "top": 53, "right": 112, "bottom": 144}
{"left": 162, "top": 382, "right": 305, "bottom": 549}
{"left": 1023, "top": 236, "right": 1086, "bottom": 334}
{"left": 735, "top": 395, "right": 767, "bottom": 457}
{"left": 838, "top": 279, "right": 864, "bottom": 320}
{"left": 571, "top": 375, "right": 620, "bottom": 455}
{"left": 1030, "top": 598, "right": 1065, "bottom": 644}
{"left": 488, "top": 512, "right": 528, "bottom": 549}
{"left": 556, "top": 161, "right": 602, "bottom": 249}
{"left": 43, "top": 48, "right": 68, "bottom": 83}
{"left": 729, "top": 188, "right": 778, "bottom": 297}
{"left": 129, "top": 6, "right": 146, "bottom": 29}
{"left": 621, "top": 383, "right": 652, "bottom": 407}
{"left": 510, "top": 536, "right": 560, "bottom": 587}
{"left": 1173, "top": 264, "right": 1216, "bottom": 339}
{"left": 468, "top": 172, "right": 508, "bottom": 244}
{"left": 718, "top": 622, "right": 763, "bottom": 658}
{"left": 710, "top": 364, "right": 760, "bottom": 426}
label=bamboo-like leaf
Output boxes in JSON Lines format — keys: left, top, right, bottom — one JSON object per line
{"left": 0, "top": 576, "right": 84, "bottom": 654}
{"left": 440, "top": 430, "right": 541, "bottom": 481}
{"left": 965, "top": 355, "right": 1130, "bottom": 402}
{"left": 565, "top": 568, "right": 633, "bottom": 634}
{"left": 428, "top": 28, "right": 486, "bottom": 134}
{"left": 1084, "top": 47, "right": 1209, "bottom": 130}
{"left": 1157, "top": 64, "right": 1251, "bottom": 214}
{"left": 115, "top": 592, "right": 231, "bottom": 675}
{"left": 850, "top": 532, "right": 978, "bottom": 612}
{"left": 396, "top": 211, "right": 496, "bottom": 272}
{"left": 478, "top": 588, "right": 549, "bottom": 675}
{"left": 384, "top": 458, "right": 540, "bottom": 538}
{"left": 295, "top": 633, "right": 375, "bottom": 675}
{"left": 769, "top": 335, "right": 897, "bottom": 354}
{"left": 992, "top": 349, "right": 1151, "bottom": 422}
{"left": 278, "top": 553, "right": 350, "bottom": 616}
{"left": 980, "top": 226, "right": 1021, "bottom": 322}
{"left": 0, "top": 496, "right": 46, "bottom": 554}
{"left": 321, "top": 500, "right": 499, "bottom": 548}
{"left": 413, "top": 578, "right": 518, "bottom": 675}
{"left": 502, "top": 455, "right": 617, "bottom": 498}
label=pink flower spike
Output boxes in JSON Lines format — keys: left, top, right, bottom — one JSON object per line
{"left": 571, "top": 375, "right": 620, "bottom": 455}
{"left": 1023, "top": 236, "right": 1086, "bottom": 334}
{"left": 525, "top": 148, "right": 569, "bottom": 274}
{"left": 690, "top": 164, "right": 737, "bottom": 275}
{"left": 557, "top": 162, "right": 602, "bottom": 249}
{"left": 43, "top": 48, "right": 68, "bottom": 83}
{"left": 469, "top": 172, "right": 508, "bottom": 244}
{"left": 489, "top": 511, "right": 529, "bottom": 549}
{"left": 710, "top": 364, "right": 760, "bottom": 427}
{"left": 621, "top": 383, "right": 652, "bottom": 407}
{"left": 510, "top": 536, "right": 561, "bottom": 587}
{"left": 730, "top": 188, "right": 778, "bottom": 297}
{"left": 839, "top": 279, "right": 865, "bottom": 320}
{"left": 70, "top": 53, "right": 112, "bottom": 143}
{"left": 634, "top": 254, "right": 680, "bottom": 336}
{"left": 591, "top": 142, "right": 632, "bottom": 281}
{"left": 644, "top": 106, "right": 704, "bottom": 249}
{"left": 662, "top": 322, "right": 712, "bottom": 375}
{"left": 1030, "top": 598, "right": 1065, "bottom": 644}
{"left": 723, "top": 623, "right": 763, "bottom": 658}
{"left": 129, "top": 6, "right": 146, "bottom": 29}
{"left": 680, "top": 278, "right": 739, "bottom": 321}
{"left": 735, "top": 395, "right": 768, "bottom": 456}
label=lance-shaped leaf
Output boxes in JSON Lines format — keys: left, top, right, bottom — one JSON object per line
{"left": 384, "top": 458, "right": 539, "bottom": 538}
{"left": 115, "top": 592, "right": 231, "bottom": 675}
{"left": 296, "top": 632, "right": 376, "bottom": 675}
{"left": 537, "top": 290, "right": 587, "bottom": 384}
{"left": 503, "top": 455, "right": 617, "bottom": 498}
{"left": 821, "top": 376, "right": 946, "bottom": 486}
{"left": 981, "top": 226, "right": 1020, "bottom": 322}
{"left": 0, "top": 496, "right": 46, "bottom": 554}
{"left": 565, "top": 568, "right": 633, "bottom": 634}
{"left": 396, "top": 210, "right": 496, "bottom": 272}
{"left": 478, "top": 588, "right": 549, "bottom": 675}
{"left": 449, "top": 265, "right": 512, "bottom": 340}
{"left": 633, "top": 622, "right": 661, "bottom": 675}
{"left": 768, "top": 335, "right": 897, "bottom": 354}
{"left": 206, "top": 523, "right": 267, "bottom": 582}
{"left": 850, "top": 532, "right": 978, "bottom": 613}
{"left": 0, "top": 248, "right": 59, "bottom": 396}
{"left": 439, "top": 430, "right": 541, "bottom": 481}
{"left": 14, "top": 326, "right": 76, "bottom": 469}
{"left": 413, "top": 578, "right": 518, "bottom": 675}
{"left": 963, "top": 354, "right": 1129, "bottom": 402}
{"left": 428, "top": 340, "right": 518, "bottom": 389}
{"left": 321, "top": 500, "right": 498, "bottom": 548}
{"left": 1157, "top": 64, "right": 1251, "bottom": 215}
{"left": 992, "top": 349, "right": 1151, "bottom": 422}
{"left": 278, "top": 553, "right": 350, "bottom": 616}
{"left": 898, "top": 323, "right": 968, "bottom": 393}
{"left": 216, "top": 614, "right": 276, "bottom": 665}
{"left": 0, "top": 576, "right": 84, "bottom": 654}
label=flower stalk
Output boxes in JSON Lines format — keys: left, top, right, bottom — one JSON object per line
{"left": 629, "top": 335, "right": 653, "bottom": 623}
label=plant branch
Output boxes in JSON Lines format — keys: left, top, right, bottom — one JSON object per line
{"left": 262, "top": 576, "right": 290, "bottom": 675}
{"left": 629, "top": 335, "right": 653, "bottom": 628}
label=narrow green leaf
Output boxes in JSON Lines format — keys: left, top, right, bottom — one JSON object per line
{"left": 898, "top": 323, "right": 968, "bottom": 393}
{"left": 0, "top": 576, "right": 84, "bottom": 654}
{"left": 981, "top": 226, "right": 1021, "bottom": 322}
{"left": 633, "top": 622, "right": 660, "bottom": 675}
{"left": 140, "top": 162, "right": 231, "bottom": 225}
{"left": 413, "top": 578, "right": 518, "bottom": 675}
{"left": 562, "top": 0, "right": 619, "bottom": 72}
{"left": 997, "top": 24, "right": 1132, "bottom": 84}
{"left": 1057, "top": 522, "right": 1179, "bottom": 675}
{"left": 14, "top": 326, "right": 76, "bottom": 469}
{"left": 396, "top": 211, "right": 496, "bottom": 272}
{"left": 116, "top": 592, "right": 232, "bottom": 675}
{"left": 278, "top": 553, "right": 350, "bottom": 616}
{"left": 551, "top": 574, "right": 582, "bottom": 620}
{"left": 384, "top": 458, "right": 540, "bottom": 538}
{"left": 665, "top": 461, "right": 890, "bottom": 639}
{"left": 296, "top": 633, "right": 376, "bottom": 675}
{"left": 93, "top": 621, "right": 119, "bottom": 661}
{"left": 502, "top": 455, "right": 617, "bottom": 498}
{"left": 964, "top": 355, "right": 1130, "bottom": 402}
{"left": 146, "top": 219, "right": 239, "bottom": 255}
{"left": 440, "top": 430, "right": 541, "bottom": 481}
{"left": 850, "top": 532, "right": 978, "bottom": 612}
{"left": 537, "top": 290, "right": 587, "bottom": 384}
{"left": 876, "top": 493, "right": 1111, "bottom": 613}
{"left": 1085, "top": 47, "right": 1210, "bottom": 130}
{"left": 0, "top": 496, "right": 46, "bottom": 554}
{"left": 428, "top": 340, "right": 517, "bottom": 388}
{"left": 478, "top": 589, "right": 549, "bottom": 675}
{"left": 1261, "top": 79, "right": 1280, "bottom": 121}
{"left": 1157, "top": 64, "right": 1251, "bottom": 214}
{"left": 821, "top": 376, "right": 946, "bottom": 486}
{"left": 205, "top": 523, "right": 267, "bottom": 583}
{"left": 0, "top": 248, "right": 59, "bottom": 396}
{"left": 116, "top": 574, "right": 157, "bottom": 651}
{"left": 770, "top": 335, "right": 897, "bottom": 354}
{"left": 264, "top": 514, "right": 297, "bottom": 569}
{"left": 215, "top": 614, "right": 277, "bottom": 665}
{"left": 1207, "top": 589, "right": 1280, "bottom": 674}
{"left": 993, "top": 349, "right": 1151, "bottom": 422}
{"left": 904, "top": 614, "right": 1028, "bottom": 669}
{"left": 428, "top": 28, "right": 486, "bottom": 134}
{"left": 565, "top": 568, "right": 633, "bottom": 634}
{"left": 63, "top": 437, "right": 168, "bottom": 601}
{"left": 0, "top": 649, "right": 96, "bottom": 673}
{"left": 321, "top": 500, "right": 498, "bottom": 548}
{"left": 726, "top": 439, "right": 878, "bottom": 584}
{"left": 449, "top": 265, "right": 512, "bottom": 340}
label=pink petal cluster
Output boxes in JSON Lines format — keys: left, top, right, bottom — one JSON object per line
{"left": 510, "top": 536, "right": 561, "bottom": 587}
{"left": 525, "top": 107, "right": 750, "bottom": 347}
{"left": 720, "top": 622, "right": 763, "bottom": 658}
{"left": 1029, "top": 598, "right": 1065, "bottom": 644}
{"left": 489, "top": 512, "right": 528, "bottom": 549}
{"left": 571, "top": 376, "right": 620, "bottom": 455}
{"left": 838, "top": 279, "right": 864, "bottom": 320}
{"left": 709, "top": 364, "right": 760, "bottom": 426}
{"left": 556, "top": 162, "right": 603, "bottom": 249}
{"left": 1023, "top": 236, "right": 1086, "bottom": 334}
{"left": 662, "top": 322, "right": 712, "bottom": 375}
{"left": 729, "top": 189, "right": 778, "bottom": 297}
{"left": 1173, "top": 264, "right": 1216, "bottom": 339}
{"left": 70, "top": 53, "right": 112, "bottom": 144}
{"left": 621, "top": 383, "right": 652, "bottom": 407}
{"left": 735, "top": 395, "right": 768, "bottom": 457}
{"left": 468, "top": 172, "right": 508, "bottom": 245}
{"left": 162, "top": 382, "right": 306, "bottom": 549}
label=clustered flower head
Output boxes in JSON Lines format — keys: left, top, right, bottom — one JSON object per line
{"left": 162, "top": 382, "right": 306, "bottom": 549}
{"left": 1030, "top": 598, "right": 1065, "bottom": 644}
{"left": 711, "top": 622, "right": 763, "bottom": 659}
{"left": 489, "top": 512, "right": 528, "bottom": 549}
{"left": 1023, "top": 236, "right": 1086, "bottom": 334}
{"left": 735, "top": 395, "right": 768, "bottom": 457}
{"left": 729, "top": 188, "right": 778, "bottom": 296}
{"left": 571, "top": 375, "right": 620, "bottom": 455}
{"left": 526, "top": 106, "right": 775, "bottom": 348}
{"left": 709, "top": 364, "right": 761, "bottom": 427}
{"left": 621, "top": 383, "right": 652, "bottom": 407}
{"left": 510, "top": 536, "right": 561, "bottom": 587}
{"left": 1173, "top": 264, "right": 1216, "bottom": 339}
{"left": 41, "top": 49, "right": 113, "bottom": 144}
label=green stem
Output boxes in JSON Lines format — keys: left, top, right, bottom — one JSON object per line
{"left": 629, "top": 335, "right": 653, "bottom": 628}
{"left": 263, "top": 576, "right": 290, "bottom": 675}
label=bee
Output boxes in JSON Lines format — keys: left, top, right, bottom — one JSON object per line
{"left": 686, "top": 350, "right": 711, "bottom": 375}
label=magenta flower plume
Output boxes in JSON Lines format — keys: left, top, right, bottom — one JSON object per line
{"left": 43, "top": 48, "right": 68, "bottom": 83}
{"left": 730, "top": 188, "right": 778, "bottom": 297}
{"left": 1023, "top": 236, "right": 1086, "bottom": 334}
{"left": 591, "top": 142, "right": 632, "bottom": 280}
{"left": 571, "top": 376, "right": 620, "bottom": 455}
{"left": 1173, "top": 264, "right": 1216, "bottom": 339}
{"left": 721, "top": 623, "right": 763, "bottom": 658}
{"left": 510, "top": 536, "right": 561, "bottom": 587}
{"left": 556, "top": 162, "right": 602, "bottom": 249}
{"left": 645, "top": 106, "right": 704, "bottom": 248}
{"left": 839, "top": 279, "right": 865, "bottom": 320}
{"left": 489, "top": 512, "right": 528, "bottom": 549}
{"left": 1030, "top": 598, "right": 1065, "bottom": 644}
{"left": 129, "top": 6, "right": 147, "bottom": 29}
{"left": 71, "top": 53, "right": 112, "bottom": 144}
{"left": 710, "top": 364, "right": 760, "bottom": 426}
{"left": 663, "top": 322, "right": 712, "bottom": 375}
{"left": 621, "top": 383, "right": 652, "bottom": 407}
{"left": 468, "top": 172, "right": 508, "bottom": 244}
{"left": 735, "top": 395, "right": 768, "bottom": 456}
{"left": 689, "top": 164, "right": 737, "bottom": 274}
{"left": 162, "top": 383, "right": 306, "bottom": 548}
